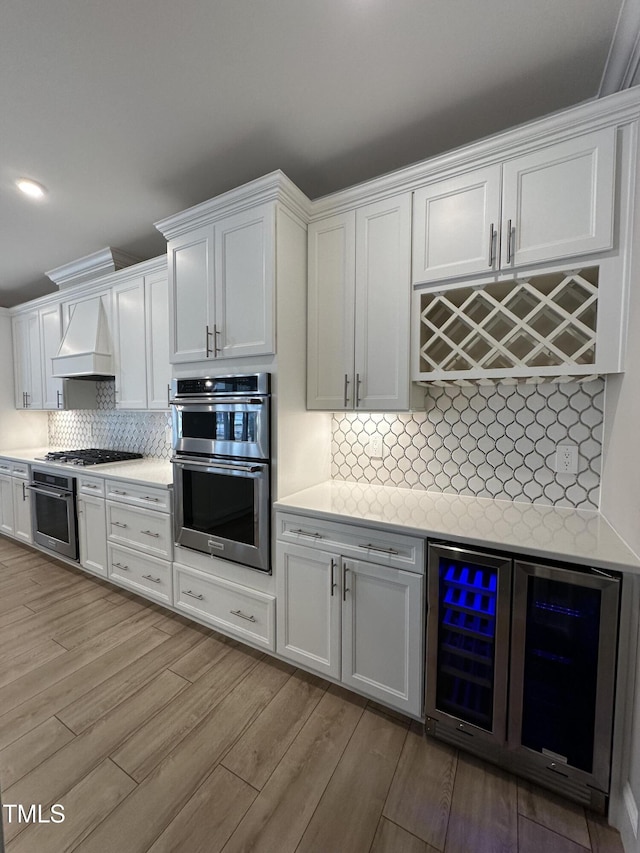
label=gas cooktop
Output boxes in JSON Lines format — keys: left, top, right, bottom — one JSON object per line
{"left": 34, "top": 449, "right": 144, "bottom": 466}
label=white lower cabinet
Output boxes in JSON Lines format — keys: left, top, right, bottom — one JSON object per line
{"left": 0, "top": 473, "right": 15, "bottom": 536}
{"left": 108, "top": 542, "right": 172, "bottom": 605}
{"left": 77, "top": 475, "right": 107, "bottom": 577}
{"left": 174, "top": 563, "right": 275, "bottom": 650}
{"left": 275, "top": 514, "right": 425, "bottom": 717}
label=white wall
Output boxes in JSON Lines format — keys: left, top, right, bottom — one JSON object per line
{"left": 0, "top": 309, "right": 48, "bottom": 449}
{"left": 601, "top": 138, "right": 640, "bottom": 851}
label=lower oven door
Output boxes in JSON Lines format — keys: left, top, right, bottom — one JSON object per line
{"left": 28, "top": 483, "right": 78, "bottom": 560}
{"left": 172, "top": 456, "right": 270, "bottom": 573}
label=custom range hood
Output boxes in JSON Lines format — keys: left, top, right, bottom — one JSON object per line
{"left": 47, "top": 247, "right": 139, "bottom": 380}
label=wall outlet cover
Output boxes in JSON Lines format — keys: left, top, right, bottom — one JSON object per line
{"left": 556, "top": 444, "right": 579, "bottom": 475}
{"left": 366, "top": 435, "right": 384, "bottom": 459}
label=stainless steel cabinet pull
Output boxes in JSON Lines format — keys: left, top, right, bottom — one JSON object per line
{"left": 113, "top": 562, "right": 129, "bottom": 570}
{"left": 22, "top": 391, "right": 26, "bottom": 408}
{"left": 292, "top": 528, "right": 323, "bottom": 539}
{"left": 330, "top": 559, "right": 336, "bottom": 597}
{"left": 167, "top": 384, "right": 171, "bottom": 407}
{"left": 488, "top": 223, "right": 495, "bottom": 267}
{"left": 184, "top": 589, "right": 204, "bottom": 601}
{"left": 357, "top": 543, "right": 400, "bottom": 556}
{"left": 24, "top": 392, "right": 30, "bottom": 408}
{"left": 112, "top": 489, "right": 127, "bottom": 496}
{"left": 355, "top": 373, "right": 362, "bottom": 407}
{"left": 56, "top": 390, "right": 63, "bottom": 409}
{"left": 506, "top": 218, "right": 513, "bottom": 263}
{"left": 112, "top": 521, "right": 128, "bottom": 528}
{"left": 142, "top": 496, "right": 160, "bottom": 502}
{"left": 141, "top": 529, "right": 160, "bottom": 538}
{"left": 142, "top": 574, "right": 162, "bottom": 584}
{"left": 343, "top": 564, "right": 349, "bottom": 601}
{"left": 343, "top": 374, "right": 350, "bottom": 407}
{"left": 214, "top": 324, "right": 222, "bottom": 356}
{"left": 230, "top": 609, "right": 256, "bottom": 622}
{"left": 84, "top": 484, "right": 99, "bottom": 490}
{"left": 22, "top": 482, "right": 26, "bottom": 501}
{"left": 205, "top": 324, "right": 213, "bottom": 357}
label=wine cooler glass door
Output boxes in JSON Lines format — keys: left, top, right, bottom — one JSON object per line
{"left": 426, "top": 544, "right": 512, "bottom": 744}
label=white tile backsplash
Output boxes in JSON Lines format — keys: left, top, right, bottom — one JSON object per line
{"left": 332, "top": 379, "right": 604, "bottom": 510}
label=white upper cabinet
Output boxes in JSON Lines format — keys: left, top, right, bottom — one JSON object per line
{"left": 165, "top": 204, "right": 275, "bottom": 364}
{"left": 12, "top": 311, "right": 43, "bottom": 410}
{"left": 112, "top": 263, "right": 170, "bottom": 410}
{"left": 39, "top": 304, "right": 64, "bottom": 409}
{"left": 112, "top": 276, "right": 148, "bottom": 409}
{"left": 412, "top": 127, "right": 616, "bottom": 286}
{"left": 307, "top": 193, "right": 411, "bottom": 411}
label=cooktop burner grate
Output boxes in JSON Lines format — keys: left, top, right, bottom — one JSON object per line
{"left": 37, "top": 449, "right": 144, "bottom": 466}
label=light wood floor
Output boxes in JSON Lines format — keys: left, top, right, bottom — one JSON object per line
{"left": 0, "top": 536, "right": 625, "bottom": 853}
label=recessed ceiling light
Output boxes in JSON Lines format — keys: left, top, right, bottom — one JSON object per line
{"left": 16, "top": 178, "right": 47, "bottom": 199}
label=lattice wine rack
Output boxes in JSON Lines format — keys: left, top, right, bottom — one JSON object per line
{"left": 416, "top": 267, "right": 599, "bottom": 382}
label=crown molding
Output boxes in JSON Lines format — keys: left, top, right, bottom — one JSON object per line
{"left": 46, "top": 247, "right": 142, "bottom": 289}
{"left": 154, "top": 170, "right": 312, "bottom": 239}
{"left": 599, "top": 0, "right": 640, "bottom": 96}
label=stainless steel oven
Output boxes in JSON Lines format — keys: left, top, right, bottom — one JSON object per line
{"left": 28, "top": 467, "right": 78, "bottom": 561}
{"left": 170, "top": 374, "right": 271, "bottom": 573}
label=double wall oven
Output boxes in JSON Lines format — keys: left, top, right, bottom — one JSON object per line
{"left": 170, "top": 374, "right": 271, "bottom": 573}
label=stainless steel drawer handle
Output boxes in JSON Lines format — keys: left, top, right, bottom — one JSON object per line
{"left": 112, "top": 521, "right": 128, "bottom": 528}
{"left": 112, "top": 490, "right": 127, "bottom": 496}
{"left": 142, "top": 574, "right": 162, "bottom": 584}
{"left": 357, "top": 543, "right": 400, "bottom": 556}
{"left": 113, "top": 562, "right": 129, "bottom": 571}
{"left": 291, "top": 528, "right": 323, "bottom": 539}
{"left": 184, "top": 589, "right": 204, "bottom": 601}
{"left": 141, "top": 530, "right": 160, "bottom": 538}
{"left": 142, "top": 496, "right": 160, "bottom": 502}
{"left": 230, "top": 609, "right": 256, "bottom": 623}
{"left": 84, "top": 484, "right": 99, "bottom": 490}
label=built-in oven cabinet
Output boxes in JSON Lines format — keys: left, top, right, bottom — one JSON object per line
{"left": 108, "top": 542, "right": 173, "bottom": 605}
{"left": 163, "top": 202, "right": 275, "bottom": 364}
{"left": 275, "top": 512, "right": 425, "bottom": 717}
{"left": 173, "top": 562, "right": 275, "bottom": 650}
{"left": 77, "top": 475, "right": 107, "bottom": 578}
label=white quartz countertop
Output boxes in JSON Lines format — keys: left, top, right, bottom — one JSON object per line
{"left": 275, "top": 480, "right": 640, "bottom": 574}
{"left": 0, "top": 448, "right": 173, "bottom": 488}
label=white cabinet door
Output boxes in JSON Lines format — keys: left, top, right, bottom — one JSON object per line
{"left": 276, "top": 541, "right": 341, "bottom": 679}
{"left": 12, "top": 477, "right": 32, "bottom": 544}
{"left": 501, "top": 127, "right": 616, "bottom": 268}
{"left": 214, "top": 204, "right": 275, "bottom": 359}
{"left": 12, "top": 311, "right": 43, "bottom": 410}
{"left": 0, "top": 474, "right": 14, "bottom": 536}
{"left": 341, "top": 557, "right": 423, "bottom": 716}
{"left": 412, "top": 165, "right": 502, "bottom": 284}
{"left": 39, "top": 304, "right": 64, "bottom": 410}
{"left": 112, "top": 277, "right": 147, "bottom": 409}
{"left": 355, "top": 194, "right": 411, "bottom": 410}
{"left": 167, "top": 224, "right": 213, "bottom": 363}
{"left": 307, "top": 212, "right": 356, "bottom": 410}
{"left": 145, "top": 272, "right": 171, "bottom": 410}
{"left": 77, "top": 493, "right": 107, "bottom": 577}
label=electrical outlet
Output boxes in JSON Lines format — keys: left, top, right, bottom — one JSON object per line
{"left": 366, "top": 435, "right": 384, "bottom": 459}
{"left": 555, "top": 444, "right": 579, "bottom": 475}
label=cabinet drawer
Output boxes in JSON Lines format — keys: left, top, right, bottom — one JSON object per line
{"left": 276, "top": 512, "right": 425, "bottom": 574}
{"left": 0, "top": 460, "right": 12, "bottom": 475}
{"left": 105, "top": 480, "right": 171, "bottom": 512}
{"left": 10, "top": 462, "right": 29, "bottom": 479}
{"left": 173, "top": 563, "right": 275, "bottom": 650}
{"left": 77, "top": 475, "right": 105, "bottom": 497}
{"left": 106, "top": 502, "right": 173, "bottom": 559}
{"left": 107, "top": 543, "right": 172, "bottom": 604}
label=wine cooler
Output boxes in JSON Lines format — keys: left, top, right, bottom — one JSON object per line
{"left": 425, "top": 543, "right": 621, "bottom": 811}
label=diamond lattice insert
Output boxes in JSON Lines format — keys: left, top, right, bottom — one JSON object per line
{"left": 418, "top": 268, "right": 598, "bottom": 378}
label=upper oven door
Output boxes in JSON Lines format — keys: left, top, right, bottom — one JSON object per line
{"left": 172, "top": 397, "right": 269, "bottom": 460}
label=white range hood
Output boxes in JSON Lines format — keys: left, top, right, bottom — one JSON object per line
{"left": 51, "top": 297, "right": 114, "bottom": 379}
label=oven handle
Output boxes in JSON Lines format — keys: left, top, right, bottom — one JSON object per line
{"left": 170, "top": 397, "right": 266, "bottom": 407}
{"left": 26, "top": 484, "right": 73, "bottom": 499}
{"left": 171, "top": 457, "right": 264, "bottom": 474}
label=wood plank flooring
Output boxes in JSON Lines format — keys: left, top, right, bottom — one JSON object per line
{"left": 0, "top": 537, "right": 625, "bottom": 853}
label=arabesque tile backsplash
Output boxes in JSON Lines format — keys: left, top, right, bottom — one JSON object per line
{"left": 48, "top": 381, "right": 172, "bottom": 460}
{"left": 331, "top": 379, "right": 604, "bottom": 511}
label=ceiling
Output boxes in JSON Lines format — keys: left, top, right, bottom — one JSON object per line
{"left": 0, "top": 0, "right": 629, "bottom": 307}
